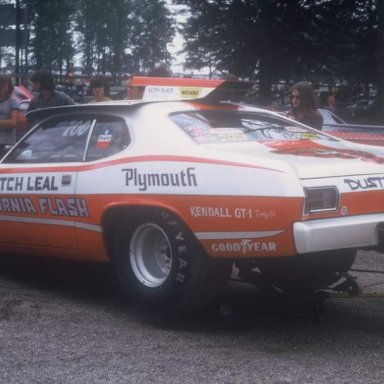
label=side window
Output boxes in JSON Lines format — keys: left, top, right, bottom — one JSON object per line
{"left": 4, "top": 117, "right": 92, "bottom": 163}
{"left": 85, "top": 116, "right": 129, "bottom": 161}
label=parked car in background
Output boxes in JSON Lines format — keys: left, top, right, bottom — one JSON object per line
{"left": 318, "top": 108, "right": 347, "bottom": 125}
{"left": 318, "top": 108, "right": 384, "bottom": 147}
{"left": 347, "top": 99, "right": 378, "bottom": 123}
{"left": 281, "top": 108, "right": 384, "bottom": 148}
{"left": 13, "top": 85, "right": 32, "bottom": 103}
{"left": 322, "top": 122, "right": 384, "bottom": 146}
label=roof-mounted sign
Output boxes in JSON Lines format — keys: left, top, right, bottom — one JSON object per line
{"left": 131, "top": 76, "right": 254, "bottom": 103}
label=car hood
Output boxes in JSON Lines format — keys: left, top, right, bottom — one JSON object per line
{"left": 204, "top": 139, "right": 384, "bottom": 179}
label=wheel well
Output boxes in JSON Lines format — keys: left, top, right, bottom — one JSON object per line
{"left": 101, "top": 205, "right": 187, "bottom": 261}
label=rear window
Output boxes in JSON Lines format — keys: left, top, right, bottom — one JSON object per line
{"left": 170, "top": 110, "right": 334, "bottom": 144}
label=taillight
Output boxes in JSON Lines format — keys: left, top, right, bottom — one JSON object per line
{"left": 304, "top": 187, "right": 339, "bottom": 214}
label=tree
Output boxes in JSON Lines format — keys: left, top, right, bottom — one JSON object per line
{"left": 175, "top": 0, "right": 315, "bottom": 104}
{"left": 25, "top": 0, "right": 76, "bottom": 75}
{"left": 175, "top": 0, "right": 379, "bottom": 105}
{"left": 76, "top": 0, "right": 133, "bottom": 78}
{"left": 76, "top": 0, "right": 174, "bottom": 77}
{"left": 376, "top": 0, "right": 384, "bottom": 122}
{"left": 4, "top": 0, "right": 175, "bottom": 80}
{"left": 128, "top": 0, "right": 175, "bottom": 72}
{"left": 308, "top": 0, "right": 377, "bottom": 85}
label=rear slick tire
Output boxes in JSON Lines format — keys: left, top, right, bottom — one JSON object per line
{"left": 113, "top": 208, "right": 231, "bottom": 314}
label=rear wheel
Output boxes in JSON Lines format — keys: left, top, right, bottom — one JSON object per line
{"left": 129, "top": 222, "right": 173, "bottom": 289}
{"left": 113, "top": 209, "right": 231, "bottom": 313}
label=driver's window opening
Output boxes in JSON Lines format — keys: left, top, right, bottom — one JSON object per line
{"left": 4, "top": 116, "right": 130, "bottom": 163}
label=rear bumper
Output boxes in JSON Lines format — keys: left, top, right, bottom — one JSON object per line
{"left": 294, "top": 213, "right": 384, "bottom": 254}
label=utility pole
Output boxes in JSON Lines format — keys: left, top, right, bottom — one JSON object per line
{"left": 377, "top": 0, "right": 384, "bottom": 124}
{"left": 15, "top": 0, "right": 21, "bottom": 85}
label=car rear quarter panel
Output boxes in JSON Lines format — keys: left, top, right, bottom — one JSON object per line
{"left": 75, "top": 154, "right": 304, "bottom": 260}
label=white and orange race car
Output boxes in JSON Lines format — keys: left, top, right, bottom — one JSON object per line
{"left": 1, "top": 77, "right": 384, "bottom": 311}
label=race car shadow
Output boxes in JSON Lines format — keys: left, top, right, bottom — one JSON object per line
{"left": 0, "top": 253, "right": 125, "bottom": 305}
{"left": 0, "top": 253, "right": 383, "bottom": 331}
{"left": 148, "top": 284, "right": 331, "bottom": 330}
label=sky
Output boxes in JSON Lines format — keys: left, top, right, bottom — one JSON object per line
{"left": 166, "top": 1, "right": 189, "bottom": 75}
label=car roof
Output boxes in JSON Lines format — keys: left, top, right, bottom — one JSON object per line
{"left": 26, "top": 97, "right": 270, "bottom": 123}
{"left": 26, "top": 99, "right": 148, "bottom": 121}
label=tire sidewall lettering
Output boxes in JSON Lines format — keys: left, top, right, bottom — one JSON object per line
{"left": 115, "top": 209, "right": 193, "bottom": 307}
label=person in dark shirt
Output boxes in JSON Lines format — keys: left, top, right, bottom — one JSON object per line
{"left": 287, "top": 81, "right": 323, "bottom": 130}
{"left": 27, "top": 69, "right": 76, "bottom": 113}
{"left": 89, "top": 74, "right": 111, "bottom": 103}
{"left": 0, "top": 75, "right": 20, "bottom": 156}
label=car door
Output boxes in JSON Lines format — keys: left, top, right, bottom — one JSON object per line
{"left": 0, "top": 116, "right": 93, "bottom": 249}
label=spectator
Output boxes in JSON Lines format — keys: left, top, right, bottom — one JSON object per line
{"left": 125, "top": 65, "right": 172, "bottom": 100}
{"left": 89, "top": 74, "right": 111, "bottom": 103}
{"left": 287, "top": 81, "right": 323, "bottom": 130}
{"left": 27, "top": 69, "right": 76, "bottom": 114}
{"left": 0, "top": 74, "right": 20, "bottom": 156}
{"left": 126, "top": 72, "right": 145, "bottom": 100}
{"left": 326, "top": 91, "right": 336, "bottom": 113}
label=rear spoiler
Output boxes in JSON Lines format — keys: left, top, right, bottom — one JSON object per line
{"left": 132, "top": 76, "right": 254, "bottom": 102}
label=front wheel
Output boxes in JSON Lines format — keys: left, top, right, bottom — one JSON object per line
{"left": 113, "top": 209, "right": 231, "bottom": 312}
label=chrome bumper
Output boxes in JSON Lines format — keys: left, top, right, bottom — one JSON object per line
{"left": 294, "top": 213, "right": 384, "bottom": 254}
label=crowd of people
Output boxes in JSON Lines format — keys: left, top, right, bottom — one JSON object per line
{"left": 0, "top": 64, "right": 175, "bottom": 153}
{"left": 0, "top": 65, "right": 328, "bottom": 155}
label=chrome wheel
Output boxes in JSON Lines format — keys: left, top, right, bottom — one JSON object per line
{"left": 129, "top": 223, "right": 172, "bottom": 288}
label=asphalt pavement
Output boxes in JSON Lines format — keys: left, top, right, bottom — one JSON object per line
{"left": 0, "top": 250, "right": 383, "bottom": 384}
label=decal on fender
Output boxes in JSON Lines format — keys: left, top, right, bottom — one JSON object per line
{"left": 122, "top": 167, "right": 197, "bottom": 191}
{"left": 212, "top": 240, "right": 277, "bottom": 254}
{"left": 190, "top": 206, "right": 276, "bottom": 220}
{"left": 0, "top": 197, "right": 89, "bottom": 218}
{"left": 0, "top": 176, "right": 60, "bottom": 192}
{"left": 344, "top": 176, "right": 384, "bottom": 191}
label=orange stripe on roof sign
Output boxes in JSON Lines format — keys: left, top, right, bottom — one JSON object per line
{"left": 132, "top": 77, "right": 221, "bottom": 101}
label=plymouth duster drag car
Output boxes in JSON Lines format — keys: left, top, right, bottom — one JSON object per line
{"left": 1, "top": 77, "right": 384, "bottom": 312}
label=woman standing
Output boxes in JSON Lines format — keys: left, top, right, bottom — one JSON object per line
{"left": 0, "top": 75, "right": 20, "bottom": 157}
{"left": 288, "top": 81, "right": 323, "bottom": 130}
